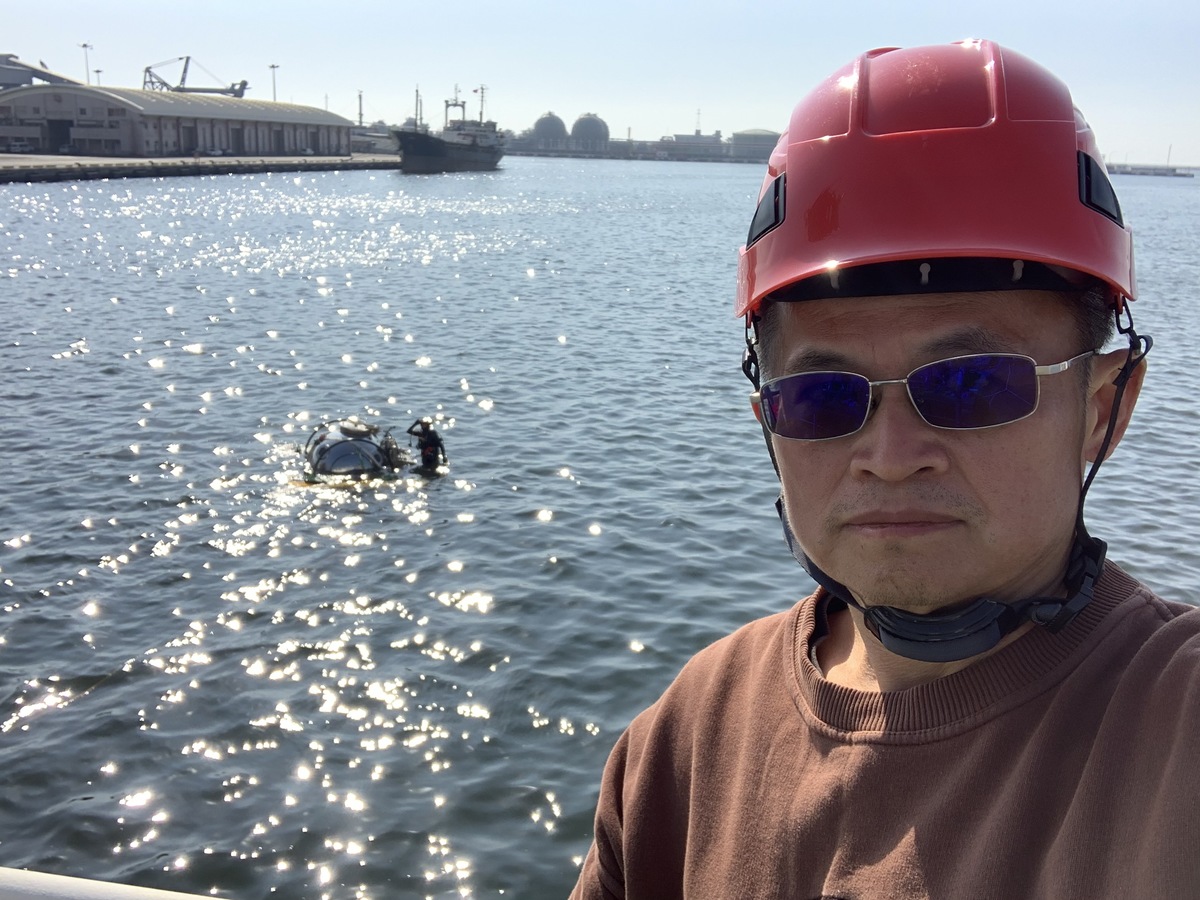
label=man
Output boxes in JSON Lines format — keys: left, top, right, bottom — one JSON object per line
{"left": 407, "top": 417, "right": 447, "bottom": 469}
{"left": 571, "top": 40, "right": 1199, "bottom": 898}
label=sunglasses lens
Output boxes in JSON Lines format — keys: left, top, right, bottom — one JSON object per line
{"left": 908, "top": 355, "right": 1038, "bottom": 429}
{"left": 761, "top": 372, "right": 870, "bottom": 440}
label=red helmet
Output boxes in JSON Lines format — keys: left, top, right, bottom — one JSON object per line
{"left": 735, "top": 39, "right": 1135, "bottom": 319}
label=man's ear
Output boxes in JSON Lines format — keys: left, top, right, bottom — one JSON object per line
{"left": 1084, "top": 348, "right": 1147, "bottom": 464}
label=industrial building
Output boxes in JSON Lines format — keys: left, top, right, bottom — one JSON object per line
{"left": 0, "top": 56, "right": 352, "bottom": 157}
{"left": 508, "top": 107, "right": 777, "bottom": 163}
{"left": 729, "top": 128, "right": 781, "bottom": 162}
{"left": 0, "top": 84, "right": 352, "bottom": 156}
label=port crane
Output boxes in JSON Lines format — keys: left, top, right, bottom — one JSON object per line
{"left": 142, "top": 57, "right": 249, "bottom": 97}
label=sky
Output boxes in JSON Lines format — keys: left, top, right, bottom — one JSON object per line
{"left": 6, "top": 0, "right": 1199, "bottom": 166}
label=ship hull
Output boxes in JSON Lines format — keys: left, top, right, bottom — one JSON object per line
{"left": 394, "top": 129, "right": 504, "bottom": 174}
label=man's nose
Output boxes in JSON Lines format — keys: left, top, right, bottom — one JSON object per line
{"left": 848, "top": 382, "right": 950, "bottom": 481}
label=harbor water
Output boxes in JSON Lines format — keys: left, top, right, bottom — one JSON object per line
{"left": 1, "top": 158, "right": 1198, "bottom": 898}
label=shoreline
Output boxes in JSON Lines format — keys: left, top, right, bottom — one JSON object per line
{"left": 0, "top": 152, "right": 404, "bottom": 185}
{"left": 4, "top": 152, "right": 1189, "bottom": 187}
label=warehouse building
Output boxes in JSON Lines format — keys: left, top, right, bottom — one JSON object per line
{"left": 0, "top": 83, "right": 352, "bottom": 156}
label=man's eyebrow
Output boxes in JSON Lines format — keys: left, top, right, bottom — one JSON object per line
{"left": 920, "top": 327, "right": 1018, "bottom": 357}
{"left": 780, "top": 348, "right": 857, "bottom": 374}
{"left": 780, "top": 327, "right": 1019, "bottom": 375}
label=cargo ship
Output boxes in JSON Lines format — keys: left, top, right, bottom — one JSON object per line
{"left": 393, "top": 85, "right": 505, "bottom": 174}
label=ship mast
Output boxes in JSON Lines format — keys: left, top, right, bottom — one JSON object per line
{"left": 444, "top": 84, "right": 466, "bottom": 128}
{"left": 477, "top": 84, "right": 487, "bottom": 123}
{"left": 414, "top": 86, "right": 423, "bottom": 127}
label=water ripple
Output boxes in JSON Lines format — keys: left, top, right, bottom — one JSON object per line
{"left": 1, "top": 162, "right": 1195, "bottom": 897}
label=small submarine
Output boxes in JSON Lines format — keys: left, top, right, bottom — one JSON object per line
{"left": 302, "top": 418, "right": 410, "bottom": 482}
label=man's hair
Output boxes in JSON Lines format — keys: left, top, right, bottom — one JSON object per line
{"left": 753, "top": 285, "right": 1116, "bottom": 386}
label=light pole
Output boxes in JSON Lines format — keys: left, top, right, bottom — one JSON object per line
{"left": 269, "top": 64, "right": 279, "bottom": 102}
{"left": 94, "top": 69, "right": 102, "bottom": 85}
{"left": 79, "top": 42, "right": 93, "bottom": 84}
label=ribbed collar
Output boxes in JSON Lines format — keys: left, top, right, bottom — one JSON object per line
{"left": 787, "top": 562, "right": 1141, "bottom": 741}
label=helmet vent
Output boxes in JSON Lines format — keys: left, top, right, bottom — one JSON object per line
{"left": 1078, "top": 152, "right": 1123, "bottom": 226}
{"left": 747, "top": 174, "right": 786, "bottom": 247}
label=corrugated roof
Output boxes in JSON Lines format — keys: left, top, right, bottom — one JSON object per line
{"left": 0, "top": 84, "right": 352, "bottom": 126}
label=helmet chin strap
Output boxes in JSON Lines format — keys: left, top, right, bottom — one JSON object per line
{"left": 774, "top": 495, "right": 1106, "bottom": 663}
{"left": 744, "top": 307, "right": 1151, "bottom": 664}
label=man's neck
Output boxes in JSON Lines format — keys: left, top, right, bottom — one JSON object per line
{"left": 815, "top": 603, "right": 1033, "bottom": 692}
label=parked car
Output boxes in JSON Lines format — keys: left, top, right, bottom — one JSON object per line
{"left": 7, "top": 140, "right": 34, "bottom": 153}
{"left": 299, "top": 148, "right": 316, "bottom": 156}
{"left": 58, "top": 143, "right": 78, "bottom": 154}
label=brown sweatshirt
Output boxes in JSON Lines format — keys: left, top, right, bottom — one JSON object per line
{"left": 571, "top": 563, "right": 1200, "bottom": 899}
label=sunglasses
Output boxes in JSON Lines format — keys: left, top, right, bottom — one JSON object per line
{"left": 756, "top": 351, "right": 1096, "bottom": 441}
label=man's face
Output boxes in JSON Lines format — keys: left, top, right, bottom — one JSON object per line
{"left": 770, "top": 290, "right": 1094, "bottom": 613}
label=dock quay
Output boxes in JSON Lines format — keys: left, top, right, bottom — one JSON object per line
{"left": 0, "top": 153, "right": 403, "bottom": 185}
{"left": 1108, "top": 162, "right": 1195, "bottom": 178}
